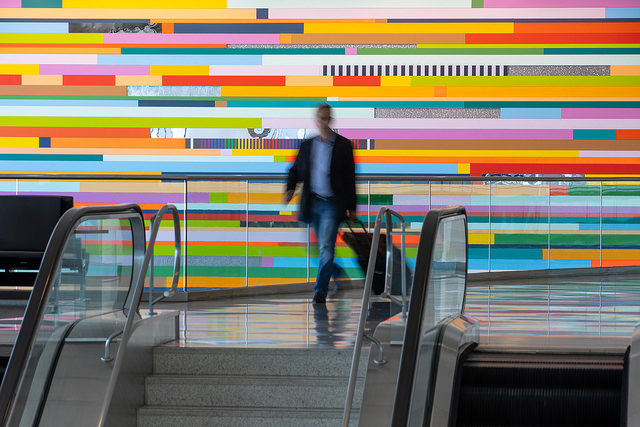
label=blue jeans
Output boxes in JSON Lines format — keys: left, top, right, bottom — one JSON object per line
{"left": 310, "top": 196, "right": 341, "bottom": 296}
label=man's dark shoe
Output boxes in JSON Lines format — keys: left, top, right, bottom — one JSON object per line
{"left": 312, "top": 292, "right": 326, "bottom": 304}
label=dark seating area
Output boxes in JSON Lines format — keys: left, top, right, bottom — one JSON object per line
{"left": 0, "top": 195, "right": 74, "bottom": 295}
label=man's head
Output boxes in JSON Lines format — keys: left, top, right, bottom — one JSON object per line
{"left": 316, "top": 103, "right": 333, "bottom": 138}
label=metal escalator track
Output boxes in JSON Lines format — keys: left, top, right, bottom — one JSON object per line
{"left": 453, "top": 351, "right": 626, "bottom": 427}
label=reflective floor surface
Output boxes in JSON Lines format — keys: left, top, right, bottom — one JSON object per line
{"left": 0, "top": 274, "right": 639, "bottom": 352}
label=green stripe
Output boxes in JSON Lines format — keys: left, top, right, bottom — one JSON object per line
{"left": 0, "top": 154, "right": 102, "bottom": 161}
{"left": 602, "top": 186, "right": 640, "bottom": 196}
{"left": 358, "top": 48, "right": 545, "bottom": 55}
{"left": 122, "top": 48, "right": 345, "bottom": 55}
{"left": 495, "top": 235, "right": 547, "bottom": 245}
{"left": 0, "top": 117, "right": 261, "bottom": 128}
{"left": 412, "top": 76, "right": 640, "bottom": 87}
{"left": 603, "top": 235, "right": 640, "bottom": 245}
{"left": 471, "top": 0, "right": 484, "bottom": 7}
{"left": 187, "top": 220, "right": 241, "bottom": 227}
{"left": 22, "top": 0, "right": 62, "bottom": 6}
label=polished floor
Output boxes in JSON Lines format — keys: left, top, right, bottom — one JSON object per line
{"left": 1, "top": 274, "right": 639, "bottom": 353}
{"left": 155, "top": 273, "right": 640, "bottom": 352}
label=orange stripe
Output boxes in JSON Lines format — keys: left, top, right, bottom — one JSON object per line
{"left": 617, "top": 130, "right": 640, "bottom": 140}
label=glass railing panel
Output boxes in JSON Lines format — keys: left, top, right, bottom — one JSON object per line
{"left": 247, "top": 180, "right": 309, "bottom": 287}
{"left": 490, "top": 181, "right": 549, "bottom": 271}
{"left": 185, "top": 180, "right": 247, "bottom": 290}
{"left": 361, "top": 180, "right": 428, "bottom": 283}
{"left": 15, "top": 178, "right": 187, "bottom": 291}
{"left": 550, "top": 180, "right": 601, "bottom": 269}
{"left": 393, "top": 208, "right": 467, "bottom": 427}
{"left": 5, "top": 212, "right": 137, "bottom": 427}
{"left": 602, "top": 181, "right": 640, "bottom": 268}
{"left": 432, "top": 180, "right": 490, "bottom": 273}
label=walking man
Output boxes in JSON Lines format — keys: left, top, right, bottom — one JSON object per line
{"left": 284, "top": 103, "right": 357, "bottom": 303}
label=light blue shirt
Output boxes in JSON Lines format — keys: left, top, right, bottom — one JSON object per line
{"left": 310, "top": 132, "right": 335, "bottom": 198}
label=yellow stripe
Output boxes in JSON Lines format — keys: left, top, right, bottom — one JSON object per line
{"left": 0, "top": 64, "right": 38, "bottom": 75}
{"left": 458, "top": 163, "right": 470, "bottom": 174}
{"left": 469, "top": 233, "right": 494, "bottom": 245}
{"left": 150, "top": 65, "right": 210, "bottom": 76}
{"left": 304, "top": 22, "right": 513, "bottom": 34}
{"left": 63, "top": 0, "right": 226, "bottom": 8}
{"left": 0, "top": 137, "right": 39, "bottom": 148}
{"left": 380, "top": 76, "right": 411, "bottom": 87}
{"left": 0, "top": 8, "right": 252, "bottom": 19}
{"left": 0, "top": 33, "right": 102, "bottom": 44}
{"left": 222, "top": 86, "right": 435, "bottom": 97}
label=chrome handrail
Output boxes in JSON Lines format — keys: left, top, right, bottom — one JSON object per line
{"left": 97, "top": 204, "right": 181, "bottom": 426}
{"left": 342, "top": 206, "right": 406, "bottom": 427}
{"left": 148, "top": 205, "right": 181, "bottom": 315}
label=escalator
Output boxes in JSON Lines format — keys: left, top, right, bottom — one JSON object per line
{"left": 0, "top": 203, "right": 180, "bottom": 426}
{"left": 453, "top": 351, "right": 627, "bottom": 426}
{"left": 361, "top": 206, "right": 638, "bottom": 427}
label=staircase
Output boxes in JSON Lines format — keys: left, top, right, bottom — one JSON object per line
{"left": 137, "top": 344, "right": 370, "bottom": 427}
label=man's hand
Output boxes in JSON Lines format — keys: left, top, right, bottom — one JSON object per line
{"left": 283, "top": 189, "right": 294, "bottom": 204}
{"left": 347, "top": 210, "right": 358, "bottom": 222}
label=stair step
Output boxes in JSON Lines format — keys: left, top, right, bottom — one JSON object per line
{"left": 146, "top": 374, "right": 364, "bottom": 409}
{"left": 153, "top": 345, "right": 369, "bottom": 377}
{"left": 138, "top": 406, "right": 359, "bottom": 427}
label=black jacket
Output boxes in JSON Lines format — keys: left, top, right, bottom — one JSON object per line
{"left": 286, "top": 133, "right": 357, "bottom": 224}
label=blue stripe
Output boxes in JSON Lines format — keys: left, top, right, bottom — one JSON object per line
{"left": 500, "top": 108, "right": 561, "bottom": 119}
{"left": 573, "top": 129, "right": 616, "bottom": 140}
{"left": 357, "top": 163, "right": 459, "bottom": 175}
{"left": 0, "top": 22, "right": 68, "bottom": 33}
{"left": 606, "top": 8, "right": 640, "bottom": 18}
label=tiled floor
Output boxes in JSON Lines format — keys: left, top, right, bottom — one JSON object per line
{"left": 1, "top": 274, "right": 639, "bottom": 352}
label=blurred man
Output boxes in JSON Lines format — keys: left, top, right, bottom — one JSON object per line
{"left": 284, "top": 103, "right": 357, "bottom": 303}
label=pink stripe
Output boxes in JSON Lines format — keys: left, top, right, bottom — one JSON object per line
{"left": 340, "top": 129, "right": 573, "bottom": 140}
{"left": 562, "top": 108, "right": 640, "bottom": 119}
{"left": 269, "top": 7, "right": 603, "bottom": 18}
{"left": 210, "top": 65, "right": 321, "bottom": 76}
{"left": 39, "top": 64, "right": 150, "bottom": 75}
{"left": 103, "top": 33, "right": 280, "bottom": 45}
{"left": 484, "top": 0, "right": 635, "bottom": 7}
{"left": 0, "top": 0, "right": 20, "bottom": 7}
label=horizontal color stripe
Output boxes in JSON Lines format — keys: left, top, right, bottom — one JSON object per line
{"left": 0, "top": 127, "right": 149, "bottom": 137}
{"left": 104, "top": 33, "right": 280, "bottom": 44}
{"left": 0, "top": 33, "right": 102, "bottom": 44}
{"left": 340, "top": 129, "right": 572, "bottom": 139}
{"left": 39, "top": 64, "right": 149, "bottom": 75}
{"left": 98, "top": 54, "right": 262, "bottom": 65}
{"left": 0, "top": 85, "right": 127, "bottom": 96}
{"left": 62, "top": 0, "right": 226, "bottom": 7}
{"left": 562, "top": 108, "right": 640, "bottom": 119}
{"left": 263, "top": 118, "right": 640, "bottom": 130}
{"left": 269, "top": 8, "right": 604, "bottom": 19}
{"left": 486, "top": 0, "right": 637, "bottom": 6}
{"left": 0, "top": 8, "right": 255, "bottom": 19}
{"left": 0, "top": 54, "right": 96, "bottom": 64}
{"left": 210, "top": 65, "right": 321, "bottom": 76}
{"left": 0, "top": 117, "right": 261, "bottom": 128}
{"left": 0, "top": 23, "right": 68, "bottom": 33}
{"left": 303, "top": 22, "right": 514, "bottom": 34}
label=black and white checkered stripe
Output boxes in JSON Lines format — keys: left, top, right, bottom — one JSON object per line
{"left": 322, "top": 64, "right": 506, "bottom": 77}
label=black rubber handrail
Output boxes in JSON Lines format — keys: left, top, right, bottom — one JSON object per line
{"left": 390, "top": 206, "right": 468, "bottom": 427}
{"left": 0, "top": 203, "right": 144, "bottom": 426}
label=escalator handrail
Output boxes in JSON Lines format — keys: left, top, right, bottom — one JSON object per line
{"left": 96, "top": 204, "right": 180, "bottom": 426}
{"left": 0, "top": 203, "right": 145, "bottom": 425}
{"left": 147, "top": 204, "right": 181, "bottom": 312}
{"left": 391, "top": 206, "right": 468, "bottom": 427}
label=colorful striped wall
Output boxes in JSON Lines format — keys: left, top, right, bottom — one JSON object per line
{"left": 1, "top": 1, "right": 639, "bottom": 288}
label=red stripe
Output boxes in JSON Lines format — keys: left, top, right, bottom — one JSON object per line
{"left": 0, "top": 127, "right": 149, "bottom": 138}
{"left": 162, "top": 75, "right": 285, "bottom": 86}
{"left": 471, "top": 163, "right": 640, "bottom": 175}
{"left": 333, "top": 76, "right": 381, "bottom": 86}
{"left": 617, "top": 130, "right": 640, "bottom": 140}
{"left": 0, "top": 75, "right": 21, "bottom": 85}
{"left": 466, "top": 33, "right": 640, "bottom": 44}
{"left": 63, "top": 75, "right": 115, "bottom": 86}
